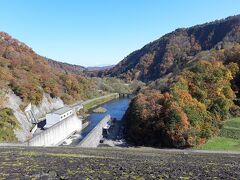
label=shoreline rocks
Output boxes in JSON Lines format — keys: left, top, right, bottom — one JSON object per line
{"left": 92, "top": 107, "right": 107, "bottom": 113}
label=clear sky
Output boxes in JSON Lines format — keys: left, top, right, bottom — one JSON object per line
{"left": 0, "top": 0, "right": 239, "bottom": 67}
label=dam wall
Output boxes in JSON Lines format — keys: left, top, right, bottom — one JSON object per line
{"left": 78, "top": 115, "right": 111, "bottom": 148}
{"left": 28, "top": 115, "right": 82, "bottom": 146}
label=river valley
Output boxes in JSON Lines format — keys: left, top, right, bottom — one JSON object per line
{"left": 61, "top": 97, "right": 130, "bottom": 146}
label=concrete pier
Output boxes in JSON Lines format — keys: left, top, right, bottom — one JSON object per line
{"left": 28, "top": 115, "right": 82, "bottom": 146}
{"left": 78, "top": 115, "right": 111, "bottom": 148}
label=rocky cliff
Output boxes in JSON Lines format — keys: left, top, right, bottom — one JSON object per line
{"left": 2, "top": 91, "right": 66, "bottom": 142}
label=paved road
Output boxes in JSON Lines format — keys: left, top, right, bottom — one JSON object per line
{"left": 0, "top": 146, "right": 240, "bottom": 179}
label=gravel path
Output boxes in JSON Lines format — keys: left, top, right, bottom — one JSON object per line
{"left": 0, "top": 146, "right": 240, "bottom": 179}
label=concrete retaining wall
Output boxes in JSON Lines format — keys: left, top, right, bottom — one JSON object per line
{"left": 28, "top": 115, "right": 82, "bottom": 146}
{"left": 78, "top": 115, "right": 111, "bottom": 148}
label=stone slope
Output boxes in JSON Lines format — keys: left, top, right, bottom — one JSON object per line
{"left": 0, "top": 146, "right": 240, "bottom": 179}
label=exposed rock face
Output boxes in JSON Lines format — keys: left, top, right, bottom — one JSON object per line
{"left": 31, "top": 93, "right": 64, "bottom": 119}
{"left": 4, "top": 91, "right": 32, "bottom": 142}
{"left": 3, "top": 91, "right": 65, "bottom": 142}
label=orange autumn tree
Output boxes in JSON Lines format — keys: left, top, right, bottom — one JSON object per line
{"left": 124, "top": 60, "right": 237, "bottom": 148}
{"left": 0, "top": 32, "right": 103, "bottom": 106}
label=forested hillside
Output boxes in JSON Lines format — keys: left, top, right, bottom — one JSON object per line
{"left": 0, "top": 32, "right": 131, "bottom": 106}
{"left": 0, "top": 32, "right": 97, "bottom": 105}
{"left": 0, "top": 32, "right": 132, "bottom": 142}
{"left": 47, "top": 58, "right": 86, "bottom": 74}
{"left": 105, "top": 15, "right": 240, "bottom": 82}
{"left": 122, "top": 15, "right": 240, "bottom": 148}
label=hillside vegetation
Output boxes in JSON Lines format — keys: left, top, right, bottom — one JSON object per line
{"left": 0, "top": 32, "right": 132, "bottom": 142}
{"left": 0, "top": 32, "right": 132, "bottom": 107}
{"left": 0, "top": 108, "right": 19, "bottom": 142}
{"left": 0, "top": 32, "right": 97, "bottom": 105}
{"left": 105, "top": 15, "right": 240, "bottom": 81}
{"left": 47, "top": 58, "right": 86, "bottom": 74}
{"left": 196, "top": 117, "right": 240, "bottom": 150}
{"left": 123, "top": 15, "right": 240, "bottom": 148}
{"left": 220, "top": 117, "right": 240, "bottom": 139}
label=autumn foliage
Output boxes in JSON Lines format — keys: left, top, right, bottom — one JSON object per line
{"left": 105, "top": 15, "right": 240, "bottom": 82}
{"left": 0, "top": 32, "right": 128, "bottom": 106}
{"left": 120, "top": 15, "right": 240, "bottom": 148}
{"left": 124, "top": 58, "right": 239, "bottom": 148}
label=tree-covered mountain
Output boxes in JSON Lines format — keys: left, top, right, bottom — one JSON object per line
{"left": 0, "top": 32, "right": 132, "bottom": 142}
{"left": 47, "top": 58, "right": 86, "bottom": 74}
{"left": 0, "top": 32, "right": 130, "bottom": 106}
{"left": 121, "top": 15, "right": 240, "bottom": 148}
{"left": 0, "top": 32, "right": 99, "bottom": 105}
{"left": 105, "top": 15, "right": 240, "bottom": 82}
{"left": 87, "top": 65, "right": 114, "bottom": 72}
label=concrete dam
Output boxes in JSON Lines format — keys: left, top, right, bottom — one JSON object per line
{"left": 28, "top": 115, "right": 82, "bottom": 146}
{"left": 27, "top": 93, "right": 128, "bottom": 147}
{"left": 29, "top": 114, "right": 111, "bottom": 147}
{"left": 78, "top": 115, "right": 111, "bottom": 148}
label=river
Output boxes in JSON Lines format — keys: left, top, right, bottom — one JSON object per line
{"left": 61, "top": 97, "right": 130, "bottom": 146}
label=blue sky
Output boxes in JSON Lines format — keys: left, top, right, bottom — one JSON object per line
{"left": 0, "top": 1, "right": 239, "bottom": 66}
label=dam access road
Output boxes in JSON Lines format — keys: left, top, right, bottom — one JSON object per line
{"left": 0, "top": 146, "right": 240, "bottom": 179}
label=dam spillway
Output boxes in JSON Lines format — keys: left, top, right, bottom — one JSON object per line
{"left": 28, "top": 115, "right": 82, "bottom": 146}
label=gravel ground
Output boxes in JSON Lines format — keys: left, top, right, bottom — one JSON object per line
{"left": 0, "top": 146, "right": 240, "bottom": 179}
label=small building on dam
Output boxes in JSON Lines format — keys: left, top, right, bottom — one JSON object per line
{"left": 45, "top": 107, "right": 74, "bottom": 128}
{"left": 28, "top": 106, "right": 83, "bottom": 146}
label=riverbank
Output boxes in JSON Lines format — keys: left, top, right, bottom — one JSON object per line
{"left": 82, "top": 93, "right": 119, "bottom": 111}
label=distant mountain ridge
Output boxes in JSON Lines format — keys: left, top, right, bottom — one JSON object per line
{"left": 47, "top": 59, "right": 115, "bottom": 73}
{"left": 46, "top": 58, "right": 86, "bottom": 74}
{"left": 87, "top": 65, "right": 114, "bottom": 71}
{"left": 105, "top": 15, "right": 240, "bottom": 82}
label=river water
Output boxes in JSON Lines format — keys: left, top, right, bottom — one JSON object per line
{"left": 81, "top": 97, "right": 130, "bottom": 138}
{"left": 62, "top": 97, "right": 130, "bottom": 146}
